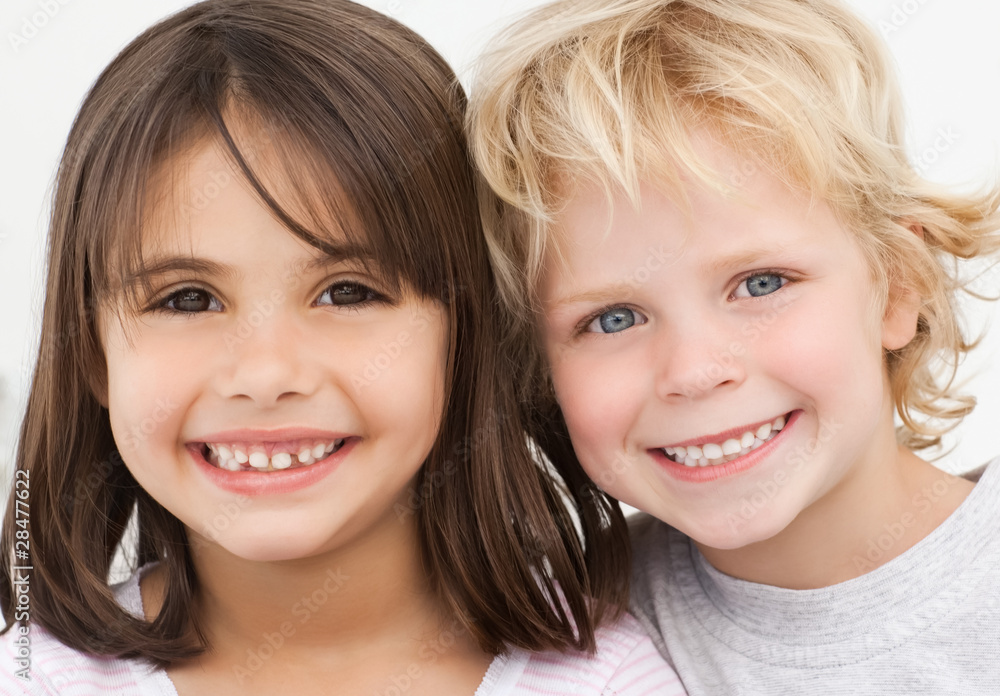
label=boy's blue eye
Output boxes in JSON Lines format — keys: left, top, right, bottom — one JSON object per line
{"left": 161, "top": 288, "right": 221, "bottom": 313}
{"left": 738, "top": 273, "right": 786, "bottom": 298}
{"left": 586, "top": 307, "right": 647, "bottom": 334}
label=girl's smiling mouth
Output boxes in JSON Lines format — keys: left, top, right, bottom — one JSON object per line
{"left": 201, "top": 438, "right": 347, "bottom": 472}
{"left": 185, "top": 429, "right": 358, "bottom": 496}
{"left": 651, "top": 410, "right": 801, "bottom": 482}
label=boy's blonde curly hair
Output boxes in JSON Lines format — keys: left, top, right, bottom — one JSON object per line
{"left": 468, "top": 0, "right": 1000, "bottom": 451}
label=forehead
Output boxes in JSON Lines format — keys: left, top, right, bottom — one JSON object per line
{"left": 542, "top": 142, "right": 864, "bottom": 301}
{"left": 146, "top": 125, "right": 356, "bottom": 234}
{"left": 132, "top": 134, "right": 377, "bottom": 277}
{"left": 140, "top": 142, "right": 305, "bottom": 265}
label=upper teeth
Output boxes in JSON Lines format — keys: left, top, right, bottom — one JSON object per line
{"left": 205, "top": 440, "right": 344, "bottom": 472}
{"left": 663, "top": 414, "right": 786, "bottom": 468}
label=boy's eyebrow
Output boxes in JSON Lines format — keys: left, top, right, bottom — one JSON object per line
{"left": 548, "top": 283, "right": 638, "bottom": 309}
{"left": 549, "top": 245, "right": 798, "bottom": 308}
{"left": 708, "top": 245, "right": 793, "bottom": 273}
{"left": 126, "top": 242, "right": 376, "bottom": 289}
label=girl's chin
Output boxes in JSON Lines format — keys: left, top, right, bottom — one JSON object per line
{"left": 190, "top": 530, "right": 330, "bottom": 563}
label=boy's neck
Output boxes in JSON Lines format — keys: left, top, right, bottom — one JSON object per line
{"left": 695, "top": 441, "right": 974, "bottom": 590}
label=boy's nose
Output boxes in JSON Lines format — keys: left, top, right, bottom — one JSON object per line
{"left": 652, "top": 317, "right": 745, "bottom": 401}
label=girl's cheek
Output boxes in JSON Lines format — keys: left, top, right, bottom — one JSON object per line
{"left": 108, "top": 382, "right": 183, "bottom": 458}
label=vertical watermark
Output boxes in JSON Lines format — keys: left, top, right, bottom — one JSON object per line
{"left": 11, "top": 469, "right": 33, "bottom": 681}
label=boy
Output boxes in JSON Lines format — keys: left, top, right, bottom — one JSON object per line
{"left": 468, "top": 0, "right": 1000, "bottom": 693}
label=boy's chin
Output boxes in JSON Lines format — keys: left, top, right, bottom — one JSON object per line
{"left": 669, "top": 507, "right": 797, "bottom": 552}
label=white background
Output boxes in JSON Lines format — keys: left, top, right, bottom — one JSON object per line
{"left": 0, "top": 0, "right": 998, "bottom": 484}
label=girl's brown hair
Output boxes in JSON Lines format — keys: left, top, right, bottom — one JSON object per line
{"left": 0, "top": 0, "right": 628, "bottom": 665}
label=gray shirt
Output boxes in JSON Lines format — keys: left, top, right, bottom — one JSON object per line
{"left": 630, "top": 458, "right": 1000, "bottom": 695}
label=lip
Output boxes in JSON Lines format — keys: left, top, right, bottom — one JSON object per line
{"left": 662, "top": 413, "right": 786, "bottom": 449}
{"left": 193, "top": 427, "right": 351, "bottom": 444}
{"left": 186, "top": 434, "right": 357, "bottom": 496}
{"left": 192, "top": 427, "right": 352, "bottom": 459}
{"left": 651, "top": 410, "right": 801, "bottom": 483}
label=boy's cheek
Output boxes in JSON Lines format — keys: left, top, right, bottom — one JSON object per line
{"left": 543, "top": 336, "right": 578, "bottom": 373}
{"left": 550, "top": 355, "right": 642, "bottom": 447}
{"left": 761, "top": 306, "right": 881, "bottom": 385}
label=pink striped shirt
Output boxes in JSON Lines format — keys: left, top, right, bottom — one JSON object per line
{"left": 1, "top": 570, "right": 685, "bottom": 695}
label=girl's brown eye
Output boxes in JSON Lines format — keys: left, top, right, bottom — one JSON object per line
{"left": 317, "top": 281, "right": 383, "bottom": 307}
{"left": 162, "top": 288, "right": 220, "bottom": 313}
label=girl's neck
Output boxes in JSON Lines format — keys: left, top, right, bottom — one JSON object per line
{"left": 696, "top": 410, "right": 974, "bottom": 590}
{"left": 141, "top": 511, "right": 492, "bottom": 693}
{"left": 197, "top": 523, "right": 434, "bottom": 646}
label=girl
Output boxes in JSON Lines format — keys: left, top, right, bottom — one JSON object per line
{"left": 468, "top": 0, "right": 1000, "bottom": 693}
{"left": 0, "top": 1, "right": 683, "bottom": 693}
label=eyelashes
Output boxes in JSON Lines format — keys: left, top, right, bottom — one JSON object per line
{"left": 145, "top": 279, "right": 393, "bottom": 317}
{"left": 581, "top": 306, "right": 648, "bottom": 335}
{"left": 153, "top": 287, "right": 222, "bottom": 314}
{"left": 730, "top": 270, "right": 790, "bottom": 299}
{"left": 315, "top": 281, "right": 394, "bottom": 310}
{"left": 574, "top": 269, "right": 796, "bottom": 336}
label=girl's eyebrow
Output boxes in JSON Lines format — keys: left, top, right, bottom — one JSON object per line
{"left": 125, "top": 257, "right": 237, "bottom": 291}
{"left": 126, "top": 243, "right": 376, "bottom": 290}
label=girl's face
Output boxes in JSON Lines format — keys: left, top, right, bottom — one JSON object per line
{"left": 99, "top": 141, "right": 448, "bottom": 562}
{"left": 539, "top": 139, "right": 917, "bottom": 550}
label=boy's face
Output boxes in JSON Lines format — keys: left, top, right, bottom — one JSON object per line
{"left": 539, "top": 142, "right": 916, "bottom": 550}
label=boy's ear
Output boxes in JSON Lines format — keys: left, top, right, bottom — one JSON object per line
{"left": 881, "top": 222, "right": 923, "bottom": 351}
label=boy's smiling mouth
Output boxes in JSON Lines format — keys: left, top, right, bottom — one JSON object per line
{"left": 657, "top": 412, "right": 792, "bottom": 468}
{"left": 201, "top": 439, "right": 347, "bottom": 472}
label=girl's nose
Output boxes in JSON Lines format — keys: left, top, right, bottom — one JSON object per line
{"left": 653, "top": 315, "right": 746, "bottom": 401}
{"left": 215, "top": 307, "right": 316, "bottom": 407}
